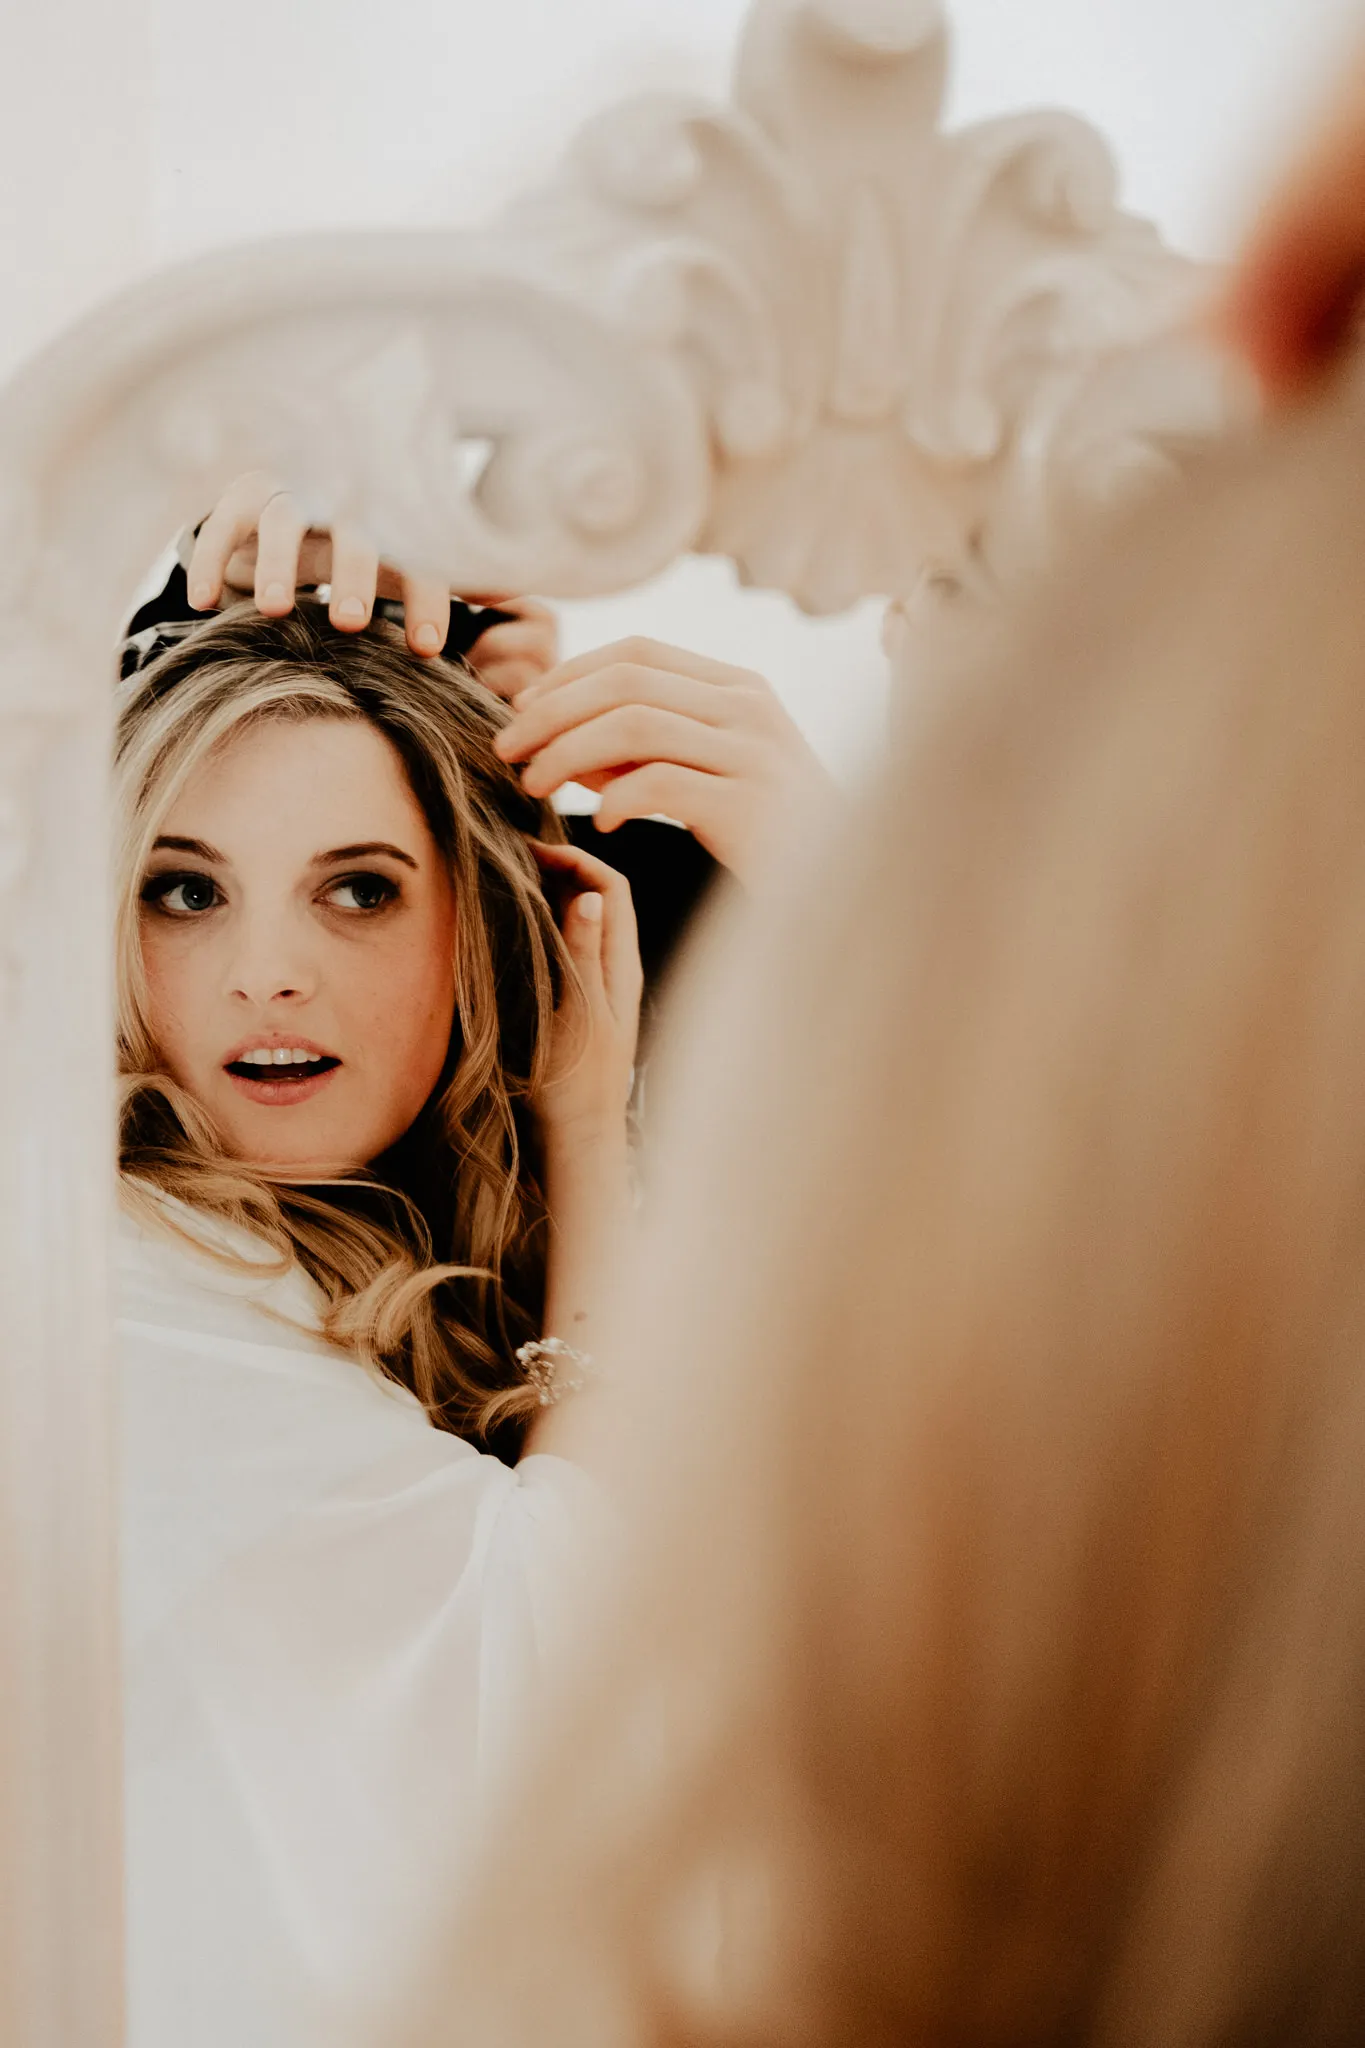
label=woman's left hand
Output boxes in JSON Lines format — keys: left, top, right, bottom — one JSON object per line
{"left": 531, "top": 841, "right": 643, "bottom": 1156}
{"left": 495, "top": 637, "right": 834, "bottom": 886}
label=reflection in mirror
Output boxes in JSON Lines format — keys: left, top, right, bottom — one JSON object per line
{"left": 114, "top": 582, "right": 621, "bottom": 2041}
{"left": 113, "top": 505, "right": 852, "bottom": 2043}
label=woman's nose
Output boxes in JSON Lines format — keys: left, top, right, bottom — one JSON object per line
{"left": 224, "top": 914, "right": 319, "bottom": 1008}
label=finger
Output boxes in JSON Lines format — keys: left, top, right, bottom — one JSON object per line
{"left": 253, "top": 491, "right": 309, "bottom": 616}
{"left": 295, "top": 532, "right": 335, "bottom": 588}
{"left": 327, "top": 525, "right": 380, "bottom": 631}
{"left": 471, "top": 622, "right": 561, "bottom": 704}
{"left": 225, "top": 528, "right": 334, "bottom": 598}
{"left": 555, "top": 887, "right": 610, "bottom": 1029}
{"left": 487, "top": 609, "right": 558, "bottom": 690}
{"left": 530, "top": 839, "right": 640, "bottom": 1016}
{"left": 495, "top": 602, "right": 556, "bottom": 665}
{"left": 186, "top": 470, "right": 281, "bottom": 610}
{"left": 593, "top": 762, "right": 734, "bottom": 860}
{"left": 400, "top": 572, "right": 452, "bottom": 659}
{"left": 517, "top": 707, "right": 744, "bottom": 801}
{"left": 560, "top": 887, "right": 605, "bottom": 983}
{"left": 529, "top": 837, "right": 630, "bottom": 894}
{"left": 518, "top": 635, "right": 759, "bottom": 703}
{"left": 478, "top": 659, "right": 547, "bottom": 704}
{"left": 549, "top": 767, "right": 615, "bottom": 795}
{"left": 473, "top": 622, "right": 553, "bottom": 664}
{"left": 598, "top": 862, "right": 642, "bottom": 1022}
{"left": 463, "top": 592, "right": 558, "bottom": 639}
{"left": 496, "top": 665, "right": 731, "bottom": 764}
{"left": 472, "top": 619, "right": 558, "bottom": 673}
{"left": 222, "top": 538, "right": 259, "bottom": 593}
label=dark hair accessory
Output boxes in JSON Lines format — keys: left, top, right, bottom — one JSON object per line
{"left": 118, "top": 561, "right": 516, "bottom": 683}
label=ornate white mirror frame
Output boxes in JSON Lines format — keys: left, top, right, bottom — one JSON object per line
{"left": 0, "top": 0, "right": 1244, "bottom": 2037}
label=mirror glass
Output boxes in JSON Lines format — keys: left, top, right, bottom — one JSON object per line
{"left": 112, "top": 486, "right": 890, "bottom": 2046}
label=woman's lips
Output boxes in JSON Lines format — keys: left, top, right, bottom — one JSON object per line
{"left": 223, "top": 1062, "right": 342, "bottom": 1108}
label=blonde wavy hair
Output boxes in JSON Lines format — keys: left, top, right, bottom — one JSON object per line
{"left": 116, "top": 599, "right": 567, "bottom": 1446}
{"left": 429, "top": 382, "right": 1365, "bottom": 2042}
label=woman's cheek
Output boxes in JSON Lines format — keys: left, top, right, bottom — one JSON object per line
{"left": 138, "top": 928, "right": 177, "bottom": 1054}
{"left": 140, "top": 928, "right": 210, "bottom": 1081}
{"left": 371, "top": 929, "right": 456, "bottom": 1088}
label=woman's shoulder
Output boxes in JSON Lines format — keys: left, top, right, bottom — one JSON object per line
{"left": 117, "top": 1181, "right": 459, "bottom": 1627}
{"left": 116, "top": 1181, "right": 339, "bottom": 1355}
{"left": 115, "top": 1182, "right": 596, "bottom": 1656}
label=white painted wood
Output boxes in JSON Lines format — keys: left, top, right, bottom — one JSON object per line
{"left": 0, "top": 3, "right": 1247, "bottom": 2039}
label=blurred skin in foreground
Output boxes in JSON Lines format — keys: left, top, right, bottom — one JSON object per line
{"left": 404, "top": 328, "right": 1365, "bottom": 2048}
{"left": 1218, "top": 48, "right": 1365, "bottom": 399}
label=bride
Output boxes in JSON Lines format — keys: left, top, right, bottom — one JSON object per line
{"left": 114, "top": 595, "right": 639, "bottom": 2047}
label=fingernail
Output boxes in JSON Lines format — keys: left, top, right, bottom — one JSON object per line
{"left": 577, "top": 892, "right": 602, "bottom": 923}
{"left": 335, "top": 596, "right": 366, "bottom": 624}
{"left": 413, "top": 623, "right": 441, "bottom": 655}
{"left": 189, "top": 581, "right": 214, "bottom": 610}
{"left": 263, "top": 581, "right": 287, "bottom": 608}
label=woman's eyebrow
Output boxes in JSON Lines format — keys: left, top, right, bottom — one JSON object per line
{"left": 152, "top": 835, "right": 225, "bottom": 862}
{"left": 314, "top": 841, "right": 420, "bottom": 870}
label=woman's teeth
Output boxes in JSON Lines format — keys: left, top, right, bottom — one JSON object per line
{"left": 225, "top": 1047, "right": 340, "bottom": 1086}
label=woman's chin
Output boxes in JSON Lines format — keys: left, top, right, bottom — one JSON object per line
{"left": 202, "top": 1073, "right": 420, "bottom": 1181}
{"left": 217, "top": 1108, "right": 365, "bottom": 1180}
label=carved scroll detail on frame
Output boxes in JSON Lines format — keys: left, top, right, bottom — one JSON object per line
{"left": 504, "top": 0, "right": 1248, "bottom": 615}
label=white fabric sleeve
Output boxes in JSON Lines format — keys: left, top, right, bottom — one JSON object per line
{"left": 121, "top": 1312, "right": 604, "bottom": 2048}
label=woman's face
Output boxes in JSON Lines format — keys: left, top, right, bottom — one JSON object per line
{"left": 139, "top": 715, "right": 458, "bottom": 1174}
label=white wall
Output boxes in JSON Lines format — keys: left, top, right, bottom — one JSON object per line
{"left": 11, "top": 0, "right": 1365, "bottom": 378}
{"left": 4, "top": 0, "right": 1364, "bottom": 769}
{"left": 0, "top": 1, "right": 154, "bottom": 381}
{"left": 946, "top": 0, "right": 1364, "bottom": 257}
{"left": 135, "top": 0, "right": 1365, "bottom": 267}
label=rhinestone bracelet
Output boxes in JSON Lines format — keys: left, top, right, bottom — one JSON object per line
{"left": 515, "top": 1335, "right": 592, "bottom": 1408}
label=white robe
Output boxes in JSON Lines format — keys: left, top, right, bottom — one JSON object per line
{"left": 117, "top": 1192, "right": 594, "bottom": 2048}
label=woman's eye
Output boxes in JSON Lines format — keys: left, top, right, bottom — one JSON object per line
{"left": 141, "top": 872, "right": 220, "bottom": 916}
{"left": 326, "top": 873, "right": 399, "bottom": 913}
